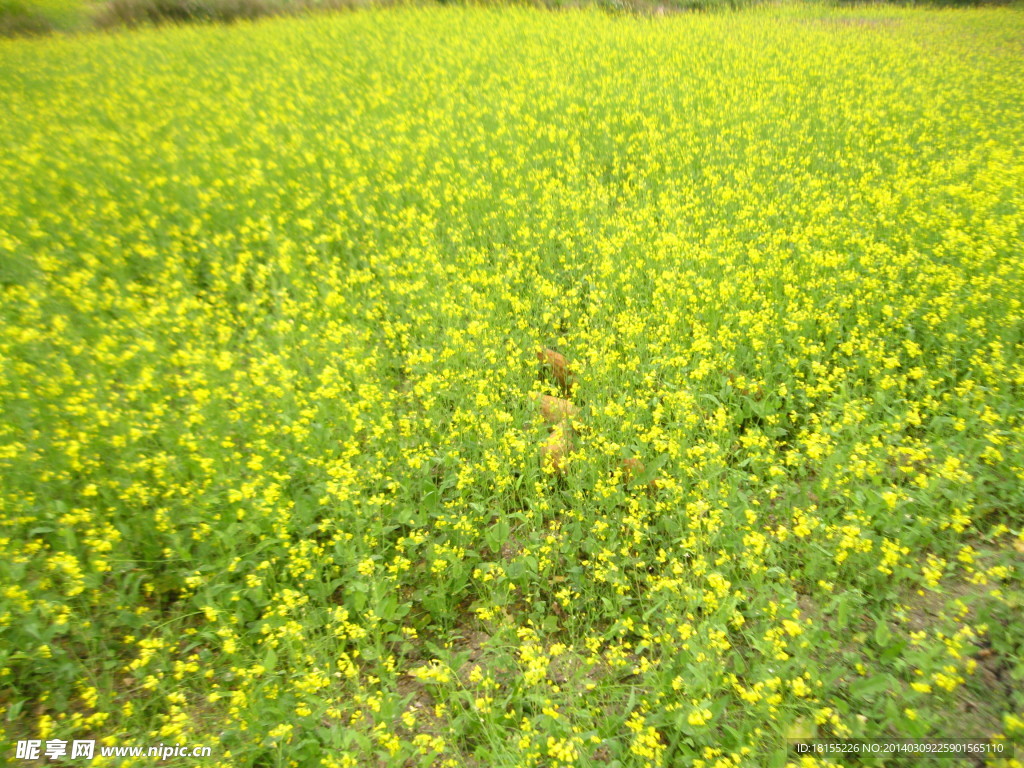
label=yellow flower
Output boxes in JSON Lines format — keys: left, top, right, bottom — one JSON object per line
{"left": 689, "top": 707, "right": 712, "bottom": 727}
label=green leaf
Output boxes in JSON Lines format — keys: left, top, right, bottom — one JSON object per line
{"left": 485, "top": 517, "right": 509, "bottom": 554}
{"left": 506, "top": 560, "right": 524, "bottom": 580}
{"left": 378, "top": 594, "right": 397, "bottom": 620}
{"left": 350, "top": 589, "right": 367, "bottom": 613}
{"left": 879, "top": 639, "right": 907, "bottom": 663}
{"left": 849, "top": 674, "right": 890, "bottom": 698}
{"left": 874, "top": 620, "right": 892, "bottom": 648}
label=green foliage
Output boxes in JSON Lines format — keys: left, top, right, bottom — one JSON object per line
{"left": 0, "top": 6, "right": 55, "bottom": 36}
{"left": 93, "top": 0, "right": 281, "bottom": 27}
{"left": 1, "top": 5, "right": 1023, "bottom": 766}
{"left": 0, "top": 0, "right": 84, "bottom": 36}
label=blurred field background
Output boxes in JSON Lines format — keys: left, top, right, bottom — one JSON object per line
{"left": 2, "top": 3, "right": 1023, "bottom": 768}
{"left": 3, "top": 0, "right": 1021, "bottom": 37}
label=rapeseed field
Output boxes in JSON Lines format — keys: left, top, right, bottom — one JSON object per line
{"left": 1, "top": 5, "right": 1023, "bottom": 766}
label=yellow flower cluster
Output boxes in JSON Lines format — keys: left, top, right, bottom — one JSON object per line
{"left": 0, "top": 4, "right": 1022, "bottom": 767}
